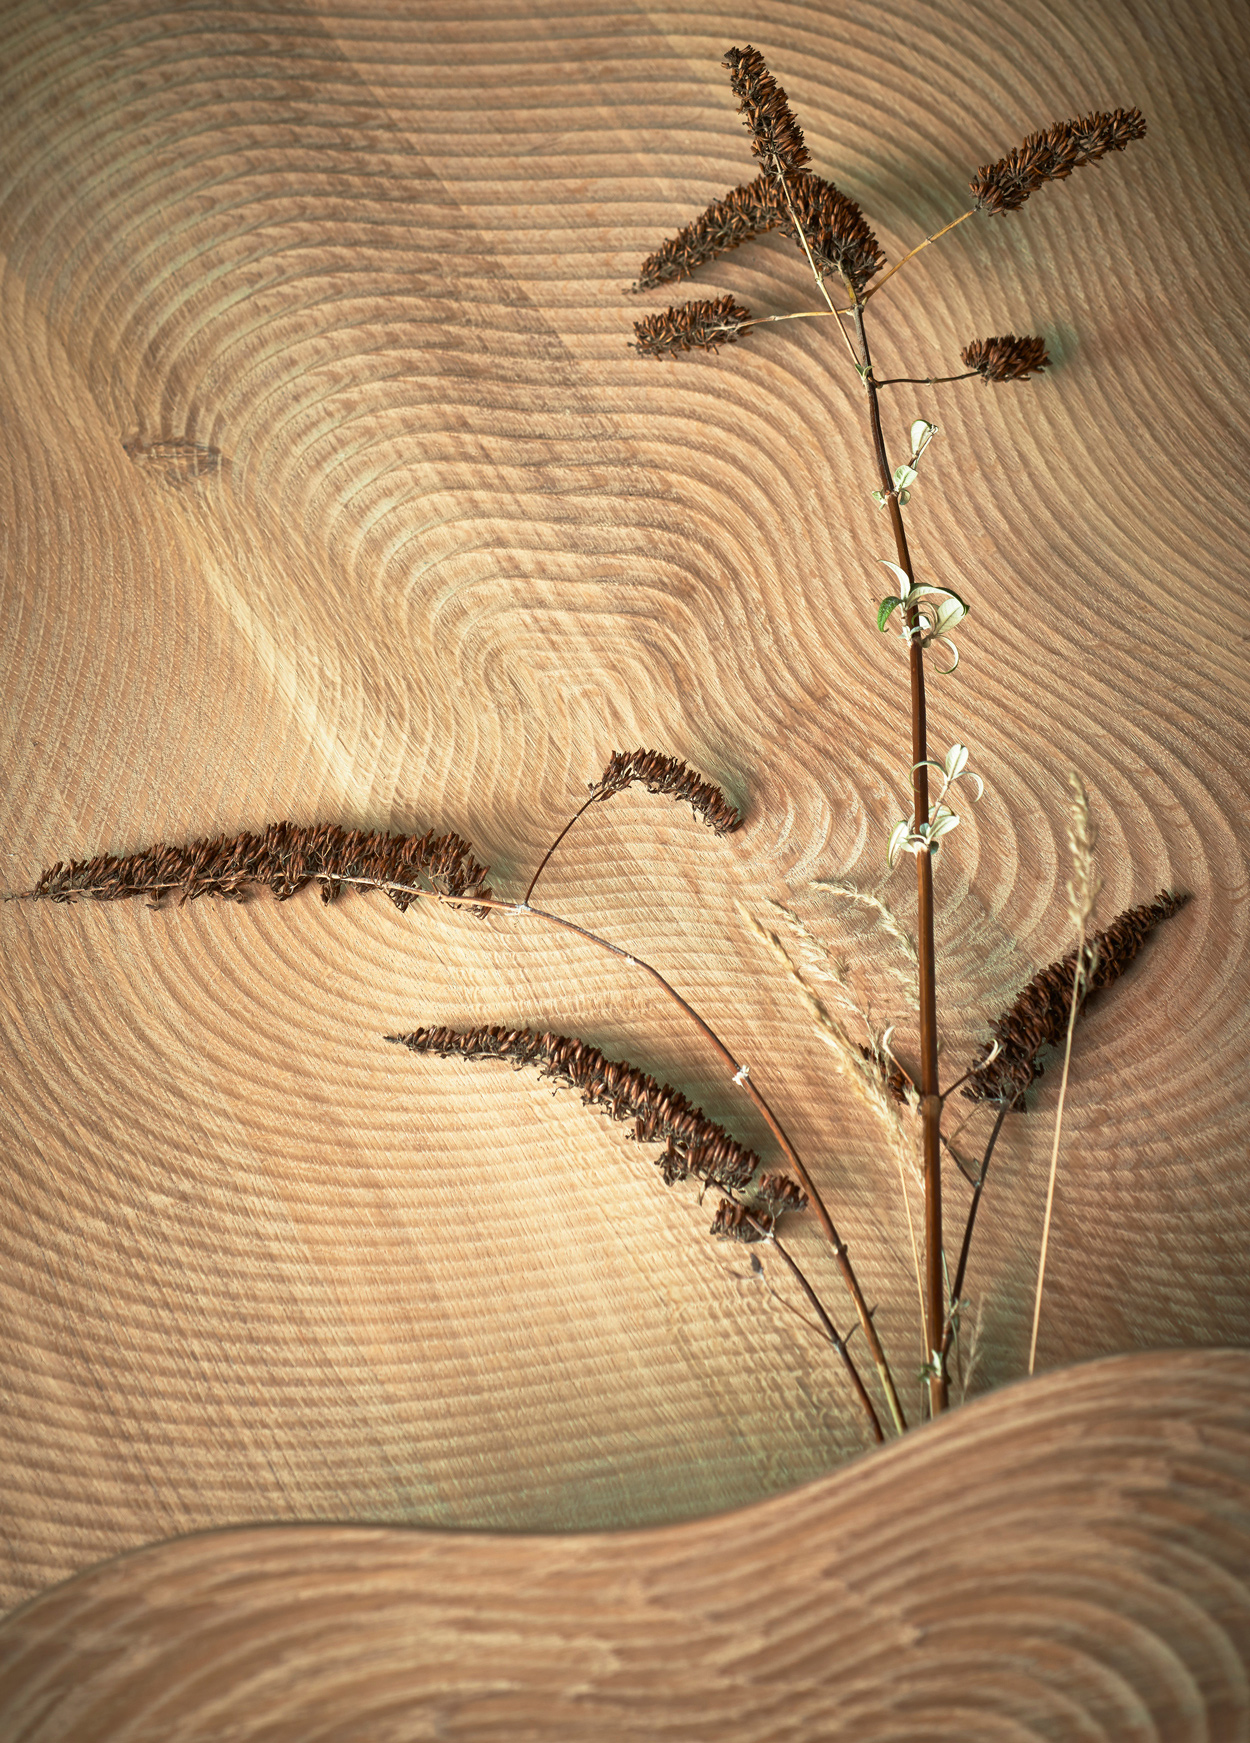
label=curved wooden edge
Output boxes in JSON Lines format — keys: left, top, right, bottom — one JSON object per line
{"left": 1, "top": 1348, "right": 1247, "bottom": 1740}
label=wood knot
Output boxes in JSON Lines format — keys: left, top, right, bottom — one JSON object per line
{"left": 122, "top": 435, "right": 225, "bottom": 489}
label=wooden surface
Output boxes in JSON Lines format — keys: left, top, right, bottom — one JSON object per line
{"left": 1, "top": 0, "right": 1248, "bottom": 1663}
{"left": 1, "top": 1350, "right": 1248, "bottom": 1740}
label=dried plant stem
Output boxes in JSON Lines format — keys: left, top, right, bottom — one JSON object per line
{"left": 769, "top": 152, "right": 860, "bottom": 366}
{"left": 739, "top": 307, "right": 854, "bottom": 329}
{"left": 863, "top": 208, "right": 976, "bottom": 299}
{"left": 1027, "top": 944, "right": 1084, "bottom": 1375}
{"left": 853, "top": 299, "right": 947, "bottom": 1416}
{"left": 892, "top": 1126, "right": 928, "bottom": 1367}
{"left": 524, "top": 794, "right": 599, "bottom": 905}
{"left": 757, "top": 1223, "right": 884, "bottom": 1442}
{"left": 942, "top": 1100, "right": 1009, "bottom": 1363}
{"left": 874, "top": 372, "right": 979, "bottom": 389}
{"left": 289, "top": 871, "right": 904, "bottom": 1437}
{"left": 517, "top": 900, "right": 906, "bottom": 1435}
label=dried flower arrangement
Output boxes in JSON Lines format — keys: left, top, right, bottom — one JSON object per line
{"left": 13, "top": 49, "right": 1186, "bottom": 1449}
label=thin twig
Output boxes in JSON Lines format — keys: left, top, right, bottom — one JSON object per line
{"left": 892, "top": 1119, "right": 928, "bottom": 1368}
{"left": 516, "top": 899, "right": 906, "bottom": 1434}
{"left": 942, "top": 1098, "right": 1009, "bottom": 1363}
{"left": 1028, "top": 774, "right": 1099, "bottom": 1374}
{"left": 862, "top": 208, "right": 976, "bottom": 299}
{"left": 1027, "top": 949, "right": 1083, "bottom": 1374}
{"left": 757, "top": 1223, "right": 884, "bottom": 1443}
{"left": 874, "top": 372, "right": 979, "bottom": 389}
{"left": 524, "top": 793, "right": 600, "bottom": 905}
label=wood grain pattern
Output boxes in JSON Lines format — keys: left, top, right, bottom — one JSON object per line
{"left": 1, "top": 1350, "right": 1248, "bottom": 1740}
{"left": 1, "top": 0, "right": 1247, "bottom": 1643}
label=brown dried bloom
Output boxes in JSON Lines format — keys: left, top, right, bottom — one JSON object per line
{"left": 753, "top": 1172, "right": 808, "bottom": 1219}
{"left": 593, "top": 749, "right": 742, "bottom": 834}
{"left": 711, "top": 1198, "right": 766, "bottom": 1242}
{"left": 389, "top": 1025, "right": 761, "bottom": 1192}
{"left": 971, "top": 108, "right": 1147, "bottom": 215}
{"left": 961, "top": 334, "right": 1051, "bottom": 383}
{"left": 29, "top": 821, "right": 491, "bottom": 913}
{"left": 723, "top": 45, "right": 810, "bottom": 177}
{"left": 632, "top": 176, "right": 781, "bottom": 292}
{"left": 764, "top": 173, "right": 885, "bottom": 292}
{"left": 712, "top": 1171, "right": 806, "bottom": 1241}
{"left": 632, "top": 294, "right": 753, "bottom": 359}
{"left": 858, "top": 1044, "right": 911, "bottom": 1104}
{"left": 963, "top": 890, "right": 1189, "bottom": 1107}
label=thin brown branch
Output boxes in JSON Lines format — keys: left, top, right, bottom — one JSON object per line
{"left": 874, "top": 372, "right": 979, "bottom": 389}
{"left": 756, "top": 1222, "right": 884, "bottom": 1443}
{"left": 941, "top": 1100, "right": 1009, "bottom": 1363}
{"left": 861, "top": 208, "right": 976, "bottom": 298}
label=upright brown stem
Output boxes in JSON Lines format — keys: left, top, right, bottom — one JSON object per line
{"left": 853, "top": 302, "right": 948, "bottom": 1417}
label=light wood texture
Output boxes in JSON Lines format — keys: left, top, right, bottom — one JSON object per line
{"left": 1, "top": 1350, "right": 1248, "bottom": 1740}
{"left": 1, "top": 0, "right": 1247, "bottom": 1639}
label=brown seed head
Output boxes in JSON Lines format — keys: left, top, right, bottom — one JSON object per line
{"left": 723, "top": 46, "right": 810, "bottom": 177}
{"left": 711, "top": 1198, "right": 767, "bottom": 1242}
{"left": 753, "top": 1172, "right": 808, "bottom": 1219}
{"left": 961, "top": 334, "right": 1051, "bottom": 383}
{"left": 593, "top": 748, "right": 742, "bottom": 834}
{"left": 971, "top": 108, "right": 1147, "bottom": 215}
{"left": 763, "top": 173, "right": 885, "bottom": 293}
{"left": 963, "top": 890, "right": 1189, "bottom": 1107}
{"left": 389, "top": 1025, "right": 762, "bottom": 1192}
{"left": 632, "top": 176, "right": 781, "bottom": 293}
{"left": 632, "top": 294, "right": 753, "bottom": 359}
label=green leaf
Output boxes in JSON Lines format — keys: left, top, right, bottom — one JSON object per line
{"left": 878, "top": 559, "right": 912, "bottom": 595}
{"left": 870, "top": 489, "right": 889, "bottom": 508}
{"left": 877, "top": 596, "right": 904, "bottom": 631}
{"left": 905, "top": 583, "right": 968, "bottom": 615}
{"left": 886, "top": 819, "right": 910, "bottom": 869}
{"left": 893, "top": 464, "right": 919, "bottom": 491}
{"left": 928, "top": 811, "right": 961, "bottom": 842}
{"left": 944, "top": 742, "right": 970, "bottom": 780}
{"left": 910, "top": 419, "right": 938, "bottom": 459}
